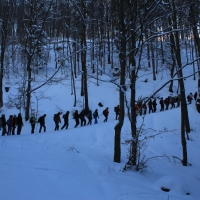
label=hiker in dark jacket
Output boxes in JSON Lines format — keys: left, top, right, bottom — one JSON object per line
{"left": 176, "top": 95, "right": 181, "bottom": 108}
{"left": 164, "top": 97, "right": 169, "bottom": 110}
{"left": 148, "top": 99, "right": 153, "bottom": 113}
{"left": 86, "top": 110, "right": 92, "bottom": 125}
{"left": 187, "top": 93, "right": 193, "bottom": 104}
{"left": 1, "top": 114, "right": 7, "bottom": 136}
{"left": 38, "top": 114, "right": 46, "bottom": 133}
{"left": 79, "top": 109, "right": 86, "bottom": 126}
{"left": 16, "top": 113, "right": 23, "bottom": 135}
{"left": 61, "top": 111, "right": 70, "bottom": 129}
{"left": 159, "top": 97, "right": 164, "bottom": 111}
{"left": 152, "top": 99, "right": 157, "bottom": 113}
{"left": 93, "top": 109, "right": 99, "bottom": 124}
{"left": 30, "top": 114, "right": 37, "bottom": 134}
{"left": 103, "top": 107, "right": 109, "bottom": 122}
{"left": 7, "top": 115, "right": 14, "bottom": 135}
{"left": 54, "top": 112, "right": 61, "bottom": 131}
{"left": 114, "top": 105, "right": 120, "bottom": 120}
{"left": 73, "top": 110, "right": 80, "bottom": 128}
{"left": 12, "top": 115, "right": 17, "bottom": 135}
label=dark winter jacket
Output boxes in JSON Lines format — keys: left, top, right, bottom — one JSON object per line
{"left": 38, "top": 114, "right": 46, "bottom": 125}
{"left": 63, "top": 111, "right": 69, "bottom": 122}
{"left": 1, "top": 115, "right": 7, "bottom": 127}
{"left": 16, "top": 114, "right": 23, "bottom": 126}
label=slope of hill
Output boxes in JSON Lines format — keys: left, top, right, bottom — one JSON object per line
{"left": 0, "top": 64, "right": 200, "bottom": 199}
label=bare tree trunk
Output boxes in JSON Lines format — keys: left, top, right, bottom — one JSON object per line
{"left": 171, "top": 0, "right": 189, "bottom": 165}
{"left": 0, "top": 1, "right": 10, "bottom": 107}
{"left": 114, "top": 0, "right": 126, "bottom": 163}
{"left": 151, "top": 41, "right": 156, "bottom": 80}
{"left": 80, "top": 0, "right": 89, "bottom": 111}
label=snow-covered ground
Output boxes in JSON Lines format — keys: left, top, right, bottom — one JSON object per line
{"left": 0, "top": 56, "right": 200, "bottom": 200}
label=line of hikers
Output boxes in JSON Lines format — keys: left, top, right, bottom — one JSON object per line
{"left": 0, "top": 113, "right": 24, "bottom": 136}
{"left": 135, "top": 92, "right": 195, "bottom": 116}
{"left": 1, "top": 92, "right": 195, "bottom": 135}
{"left": 29, "top": 105, "right": 120, "bottom": 134}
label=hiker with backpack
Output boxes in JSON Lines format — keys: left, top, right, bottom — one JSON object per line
{"left": 79, "top": 109, "right": 86, "bottom": 126}
{"left": 38, "top": 114, "right": 46, "bottom": 133}
{"left": 103, "top": 107, "right": 109, "bottom": 122}
{"left": 61, "top": 111, "right": 70, "bottom": 130}
{"left": 148, "top": 99, "right": 153, "bottom": 113}
{"left": 54, "top": 112, "right": 61, "bottom": 131}
{"left": 86, "top": 110, "right": 92, "bottom": 125}
{"left": 16, "top": 113, "right": 23, "bottom": 135}
{"left": 187, "top": 93, "right": 193, "bottom": 104}
{"left": 159, "top": 97, "right": 164, "bottom": 111}
{"left": 73, "top": 110, "right": 80, "bottom": 128}
{"left": 12, "top": 115, "right": 17, "bottom": 135}
{"left": 1, "top": 114, "right": 7, "bottom": 136}
{"left": 114, "top": 105, "right": 120, "bottom": 120}
{"left": 164, "top": 97, "right": 169, "bottom": 110}
{"left": 7, "top": 115, "right": 14, "bottom": 135}
{"left": 152, "top": 99, "right": 157, "bottom": 113}
{"left": 30, "top": 114, "right": 37, "bottom": 134}
{"left": 93, "top": 109, "right": 99, "bottom": 124}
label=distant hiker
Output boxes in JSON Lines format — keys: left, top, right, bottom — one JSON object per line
{"left": 7, "top": 115, "right": 14, "bottom": 135}
{"left": 170, "top": 97, "right": 175, "bottom": 109}
{"left": 73, "top": 110, "right": 80, "bottom": 128}
{"left": 176, "top": 95, "right": 181, "bottom": 108}
{"left": 61, "top": 111, "right": 70, "bottom": 130}
{"left": 194, "top": 92, "right": 197, "bottom": 101}
{"left": 54, "top": 112, "right": 61, "bottom": 131}
{"left": 79, "top": 109, "right": 86, "bottom": 126}
{"left": 30, "top": 114, "right": 37, "bottom": 134}
{"left": 93, "top": 109, "right": 99, "bottom": 124}
{"left": 38, "top": 114, "right": 46, "bottom": 133}
{"left": 114, "top": 105, "right": 120, "bottom": 120}
{"left": 164, "top": 97, "right": 169, "bottom": 110}
{"left": 159, "top": 97, "right": 164, "bottom": 111}
{"left": 187, "top": 93, "right": 193, "bottom": 104}
{"left": 135, "top": 103, "right": 140, "bottom": 115}
{"left": 103, "top": 107, "right": 109, "bottom": 122}
{"left": 142, "top": 102, "right": 147, "bottom": 115}
{"left": 16, "top": 113, "right": 23, "bottom": 135}
{"left": 1, "top": 114, "right": 7, "bottom": 136}
{"left": 148, "top": 99, "right": 153, "bottom": 113}
{"left": 86, "top": 110, "right": 92, "bottom": 125}
{"left": 12, "top": 115, "right": 17, "bottom": 135}
{"left": 152, "top": 99, "right": 157, "bottom": 113}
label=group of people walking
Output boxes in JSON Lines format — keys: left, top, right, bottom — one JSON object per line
{"left": 135, "top": 92, "right": 195, "bottom": 116}
{"left": 0, "top": 113, "right": 24, "bottom": 136}
{"left": 31, "top": 105, "right": 120, "bottom": 134}
{"left": 3, "top": 91, "right": 195, "bottom": 136}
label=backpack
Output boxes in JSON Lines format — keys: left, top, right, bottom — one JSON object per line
{"left": 7, "top": 119, "right": 11, "bottom": 126}
{"left": 62, "top": 114, "right": 65, "bottom": 119}
{"left": 114, "top": 107, "right": 117, "bottom": 112}
{"left": 103, "top": 110, "right": 106, "bottom": 116}
{"left": 53, "top": 114, "right": 57, "bottom": 121}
